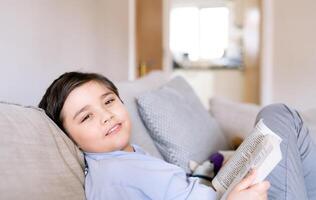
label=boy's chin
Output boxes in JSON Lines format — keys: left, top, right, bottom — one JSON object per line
{"left": 120, "top": 143, "right": 134, "bottom": 152}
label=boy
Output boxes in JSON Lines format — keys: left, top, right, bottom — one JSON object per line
{"left": 42, "top": 71, "right": 316, "bottom": 199}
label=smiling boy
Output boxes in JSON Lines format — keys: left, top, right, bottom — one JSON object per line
{"left": 39, "top": 71, "right": 297, "bottom": 200}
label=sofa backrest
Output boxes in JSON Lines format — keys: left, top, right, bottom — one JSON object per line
{"left": 0, "top": 71, "right": 169, "bottom": 199}
{"left": 115, "top": 71, "right": 169, "bottom": 159}
{"left": 0, "top": 102, "right": 85, "bottom": 200}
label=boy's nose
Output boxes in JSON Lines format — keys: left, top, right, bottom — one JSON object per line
{"left": 101, "top": 110, "right": 114, "bottom": 124}
{"left": 103, "top": 115, "right": 113, "bottom": 124}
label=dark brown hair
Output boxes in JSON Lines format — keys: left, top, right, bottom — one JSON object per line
{"left": 38, "top": 71, "right": 121, "bottom": 134}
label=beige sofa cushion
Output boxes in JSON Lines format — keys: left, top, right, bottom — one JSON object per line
{"left": 209, "top": 97, "right": 260, "bottom": 147}
{"left": 0, "top": 102, "right": 85, "bottom": 200}
{"left": 209, "top": 97, "right": 316, "bottom": 146}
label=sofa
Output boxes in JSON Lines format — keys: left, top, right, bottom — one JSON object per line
{"left": 1, "top": 71, "right": 315, "bottom": 199}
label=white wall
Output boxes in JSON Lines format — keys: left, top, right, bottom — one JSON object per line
{"left": 262, "top": 0, "right": 316, "bottom": 110}
{"left": 173, "top": 69, "right": 244, "bottom": 109}
{"left": 0, "top": 0, "right": 131, "bottom": 106}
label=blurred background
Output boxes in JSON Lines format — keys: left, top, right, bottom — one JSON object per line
{"left": 0, "top": 0, "right": 315, "bottom": 110}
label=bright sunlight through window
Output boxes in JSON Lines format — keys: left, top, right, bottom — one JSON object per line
{"left": 170, "top": 6, "right": 229, "bottom": 61}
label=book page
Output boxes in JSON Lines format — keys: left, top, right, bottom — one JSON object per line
{"left": 212, "top": 119, "right": 282, "bottom": 196}
{"left": 251, "top": 135, "right": 282, "bottom": 184}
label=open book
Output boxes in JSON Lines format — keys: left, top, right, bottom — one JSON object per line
{"left": 212, "top": 119, "right": 282, "bottom": 200}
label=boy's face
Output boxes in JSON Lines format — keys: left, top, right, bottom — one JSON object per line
{"left": 61, "top": 80, "right": 133, "bottom": 153}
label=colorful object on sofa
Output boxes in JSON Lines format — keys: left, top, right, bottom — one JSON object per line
{"left": 189, "top": 150, "right": 236, "bottom": 187}
{"left": 189, "top": 160, "right": 215, "bottom": 187}
{"left": 209, "top": 152, "right": 224, "bottom": 175}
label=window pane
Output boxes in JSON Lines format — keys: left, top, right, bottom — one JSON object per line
{"left": 170, "top": 6, "right": 229, "bottom": 62}
{"left": 200, "top": 7, "right": 229, "bottom": 60}
{"left": 170, "top": 7, "right": 199, "bottom": 61}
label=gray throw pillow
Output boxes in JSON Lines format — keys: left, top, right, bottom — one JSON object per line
{"left": 115, "top": 71, "right": 169, "bottom": 159}
{"left": 137, "top": 77, "right": 228, "bottom": 173}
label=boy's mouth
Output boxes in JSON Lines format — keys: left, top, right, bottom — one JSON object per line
{"left": 105, "top": 123, "right": 122, "bottom": 136}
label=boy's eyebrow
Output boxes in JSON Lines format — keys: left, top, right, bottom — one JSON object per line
{"left": 72, "top": 92, "right": 114, "bottom": 120}
{"left": 73, "top": 105, "right": 90, "bottom": 120}
{"left": 100, "top": 92, "right": 113, "bottom": 99}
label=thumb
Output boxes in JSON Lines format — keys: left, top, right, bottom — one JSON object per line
{"left": 235, "top": 169, "right": 257, "bottom": 191}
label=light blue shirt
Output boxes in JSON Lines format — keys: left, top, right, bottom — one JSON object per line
{"left": 84, "top": 145, "right": 217, "bottom": 200}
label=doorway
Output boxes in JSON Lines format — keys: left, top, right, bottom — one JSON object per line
{"left": 164, "top": 0, "right": 262, "bottom": 106}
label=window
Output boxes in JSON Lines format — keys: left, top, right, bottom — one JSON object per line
{"left": 170, "top": 6, "right": 229, "bottom": 62}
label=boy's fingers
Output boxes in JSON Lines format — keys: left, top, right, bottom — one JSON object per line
{"left": 249, "top": 181, "right": 270, "bottom": 194}
{"left": 235, "top": 169, "right": 257, "bottom": 191}
{"left": 259, "top": 192, "right": 268, "bottom": 200}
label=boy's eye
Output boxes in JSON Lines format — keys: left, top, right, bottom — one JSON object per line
{"left": 81, "top": 114, "right": 92, "bottom": 123}
{"left": 105, "top": 98, "right": 115, "bottom": 105}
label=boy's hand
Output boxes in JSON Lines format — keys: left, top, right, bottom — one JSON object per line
{"left": 226, "top": 169, "right": 270, "bottom": 200}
